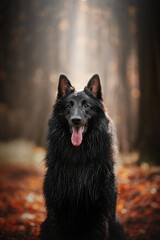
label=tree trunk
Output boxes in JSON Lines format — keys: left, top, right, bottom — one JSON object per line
{"left": 137, "top": 0, "right": 160, "bottom": 164}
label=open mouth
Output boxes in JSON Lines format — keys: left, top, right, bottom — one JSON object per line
{"left": 70, "top": 125, "right": 87, "bottom": 146}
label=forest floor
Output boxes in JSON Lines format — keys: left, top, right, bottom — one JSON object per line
{"left": 0, "top": 141, "right": 160, "bottom": 240}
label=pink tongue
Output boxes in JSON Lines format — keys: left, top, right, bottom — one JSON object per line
{"left": 71, "top": 127, "right": 83, "bottom": 146}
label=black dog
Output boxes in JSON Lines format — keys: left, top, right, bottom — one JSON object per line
{"left": 40, "top": 74, "right": 125, "bottom": 240}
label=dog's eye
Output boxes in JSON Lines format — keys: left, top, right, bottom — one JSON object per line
{"left": 67, "top": 100, "right": 74, "bottom": 108}
{"left": 82, "top": 100, "right": 90, "bottom": 108}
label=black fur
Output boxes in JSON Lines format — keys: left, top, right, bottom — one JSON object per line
{"left": 40, "top": 74, "right": 125, "bottom": 240}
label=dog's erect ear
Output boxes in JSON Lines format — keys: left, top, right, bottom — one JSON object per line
{"left": 57, "top": 74, "right": 74, "bottom": 98}
{"left": 86, "top": 74, "right": 102, "bottom": 100}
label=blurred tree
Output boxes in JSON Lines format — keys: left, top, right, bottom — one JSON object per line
{"left": 0, "top": 0, "right": 59, "bottom": 145}
{"left": 137, "top": 0, "right": 160, "bottom": 164}
{"left": 113, "top": 0, "right": 131, "bottom": 152}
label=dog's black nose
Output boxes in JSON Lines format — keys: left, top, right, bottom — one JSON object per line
{"left": 71, "top": 117, "right": 81, "bottom": 126}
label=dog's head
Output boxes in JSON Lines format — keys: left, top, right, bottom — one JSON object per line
{"left": 55, "top": 74, "right": 104, "bottom": 146}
